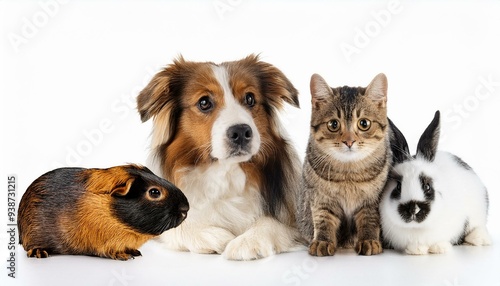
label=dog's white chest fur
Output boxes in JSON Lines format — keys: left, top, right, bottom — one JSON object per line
{"left": 139, "top": 55, "right": 303, "bottom": 260}
{"left": 178, "top": 162, "right": 262, "bottom": 235}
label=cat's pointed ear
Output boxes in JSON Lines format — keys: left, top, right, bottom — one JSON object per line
{"left": 310, "top": 73, "right": 332, "bottom": 108}
{"left": 366, "top": 73, "right": 388, "bottom": 107}
{"left": 416, "top": 111, "right": 440, "bottom": 162}
{"left": 388, "top": 118, "right": 410, "bottom": 164}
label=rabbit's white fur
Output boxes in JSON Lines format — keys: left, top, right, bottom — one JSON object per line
{"left": 380, "top": 111, "right": 491, "bottom": 255}
{"left": 380, "top": 152, "right": 490, "bottom": 254}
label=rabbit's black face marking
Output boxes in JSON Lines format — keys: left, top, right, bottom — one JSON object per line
{"left": 419, "top": 173, "right": 435, "bottom": 201}
{"left": 388, "top": 172, "right": 402, "bottom": 200}
{"left": 390, "top": 181, "right": 402, "bottom": 200}
{"left": 398, "top": 200, "right": 431, "bottom": 223}
{"left": 395, "top": 173, "right": 435, "bottom": 223}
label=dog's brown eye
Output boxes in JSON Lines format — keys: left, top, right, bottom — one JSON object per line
{"left": 358, "top": 118, "right": 371, "bottom": 131}
{"left": 327, "top": 120, "right": 340, "bottom": 132}
{"left": 148, "top": 188, "right": 161, "bottom": 199}
{"left": 245, "top": 92, "right": 255, "bottom": 107}
{"left": 198, "top": 96, "right": 213, "bottom": 112}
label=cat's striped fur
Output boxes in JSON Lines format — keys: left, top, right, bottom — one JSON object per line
{"left": 297, "top": 73, "right": 392, "bottom": 256}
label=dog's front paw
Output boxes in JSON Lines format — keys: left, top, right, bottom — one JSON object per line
{"left": 159, "top": 225, "right": 235, "bottom": 254}
{"left": 356, "top": 239, "right": 382, "bottom": 256}
{"left": 309, "top": 240, "right": 335, "bottom": 256}
{"left": 222, "top": 217, "right": 302, "bottom": 260}
{"left": 223, "top": 232, "right": 275, "bottom": 260}
{"left": 190, "top": 226, "right": 236, "bottom": 254}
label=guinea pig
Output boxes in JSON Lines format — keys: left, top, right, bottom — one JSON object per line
{"left": 380, "top": 111, "right": 491, "bottom": 255}
{"left": 18, "top": 164, "right": 189, "bottom": 260}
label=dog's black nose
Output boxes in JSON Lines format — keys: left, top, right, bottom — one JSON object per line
{"left": 227, "top": 124, "right": 252, "bottom": 147}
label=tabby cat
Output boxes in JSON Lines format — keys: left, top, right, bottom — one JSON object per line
{"left": 297, "top": 73, "right": 393, "bottom": 256}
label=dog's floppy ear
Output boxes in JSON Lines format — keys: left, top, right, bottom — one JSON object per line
{"left": 245, "top": 54, "right": 300, "bottom": 109}
{"left": 137, "top": 56, "right": 185, "bottom": 122}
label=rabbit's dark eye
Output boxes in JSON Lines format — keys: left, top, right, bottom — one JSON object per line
{"left": 390, "top": 181, "right": 402, "bottom": 200}
{"left": 419, "top": 173, "right": 435, "bottom": 201}
{"left": 148, "top": 188, "right": 161, "bottom": 199}
{"left": 423, "top": 183, "right": 433, "bottom": 198}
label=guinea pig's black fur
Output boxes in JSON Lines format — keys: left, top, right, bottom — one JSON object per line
{"left": 18, "top": 164, "right": 188, "bottom": 260}
{"left": 112, "top": 166, "right": 189, "bottom": 235}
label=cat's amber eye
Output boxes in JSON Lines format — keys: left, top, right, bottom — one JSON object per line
{"left": 327, "top": 120, "right": 340, "bottom": 132}
{"left": 357, "top": 119, "right": 371, "bottom": 131}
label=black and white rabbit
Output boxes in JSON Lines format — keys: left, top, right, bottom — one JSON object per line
{"left": 380, "top": 111, "right": 491, "bottom": 254}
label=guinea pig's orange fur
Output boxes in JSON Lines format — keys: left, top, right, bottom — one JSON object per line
{"left": 62, "top": 170, "right": 153, "bottom": 259}
{"left": 19, "top": 164, "right": 188, "bottom": 260}
{"left": 58, "top": 191, "right": 154, "bottom": 260}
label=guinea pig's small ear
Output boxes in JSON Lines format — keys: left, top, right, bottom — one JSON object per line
{"left": 416, "top": 110, "right": 440, "bottom": 162}
{"left": 388, "top": 118, "right": 410, "bottom": 164}
{"left": 111, "top": 178, "right": 135, "bottom": 197}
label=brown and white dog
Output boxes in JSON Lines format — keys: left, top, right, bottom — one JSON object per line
{"left": 136, "top": 55, "right": 304, "bottom": 260}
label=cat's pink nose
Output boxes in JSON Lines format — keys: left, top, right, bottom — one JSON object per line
{"left": 343, "top": 140, "right": 356, "bottom": 148}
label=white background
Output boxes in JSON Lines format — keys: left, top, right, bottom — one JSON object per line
{"left": 1, "top": 1, "right": 499, "bottom": 285}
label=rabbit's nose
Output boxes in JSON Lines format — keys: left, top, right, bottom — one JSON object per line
{"left": 414, "top": 205, "right": 421, "bottom": 215}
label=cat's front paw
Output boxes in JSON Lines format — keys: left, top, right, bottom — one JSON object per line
{"left": 356, "top": 239, "right": 382, "bottom": 256}
{"left": 309, "top": 240, "right": 335, "bottom": 256}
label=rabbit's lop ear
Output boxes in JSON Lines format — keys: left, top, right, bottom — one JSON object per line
{"left": 388, "top": 118, "right": 410, "bottom": 164}
{"left": 416, "top": 111, "right": 440, "bottom": 162}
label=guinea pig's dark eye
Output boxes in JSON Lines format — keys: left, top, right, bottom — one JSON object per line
{"left": 198, "top": 96, "right": 213, "bottom": 112}
{"left": 245, "top": 92, "right": 255, "bottom": 107}
{"left": 148, "top": 188, "right": 161, "bottom": 199}
{"left": 390, "top": 181, "right": 402, "bottom": 200}
{"left": 327, "top": 120, "right": 340, "bottom": 132}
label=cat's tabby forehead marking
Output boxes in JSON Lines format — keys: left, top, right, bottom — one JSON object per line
{"left": 335, "top": 86, "right": 364, "bottom": 121}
